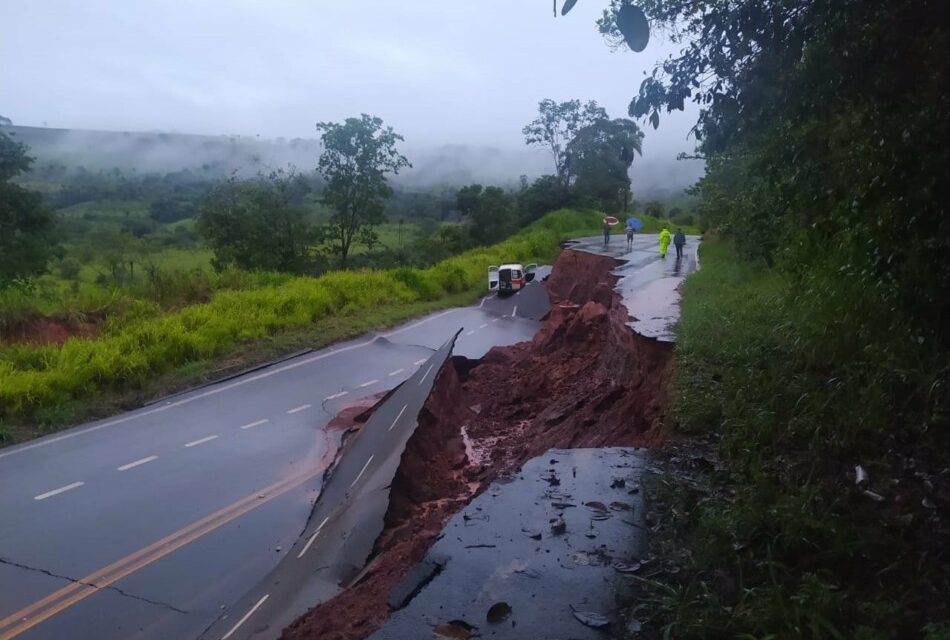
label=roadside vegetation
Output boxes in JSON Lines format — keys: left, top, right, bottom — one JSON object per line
{"left": 1, "top": 93, "right": 699, "bottom": 443}
{"left": 597, "top": 0, "right": 948, "bottom": 637}
{"left": 0, "top": 208, "right": 605, "bottom": 441}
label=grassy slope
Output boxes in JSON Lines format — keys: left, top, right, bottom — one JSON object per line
{"left": 627, "top": 238, "right": 949, "bottom": 639}
{"left": 0, "top": 209, "right": 604, "bottom": 443}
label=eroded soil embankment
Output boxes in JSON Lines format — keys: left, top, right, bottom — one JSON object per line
{"left": 282, "top": 249, "right": 672, "bottom": 640}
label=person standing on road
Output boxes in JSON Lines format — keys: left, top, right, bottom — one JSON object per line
{"left": 625, "top": 226, "right": 635, "bottom": 249}
{"left": 673, "top": 229, "right": 686, "bottom": 259}
{"left": 658, "top": 227, "right": 672, "bottom": 258}
{"left": 603, "top": 219, "right": 611, "bottom": 247}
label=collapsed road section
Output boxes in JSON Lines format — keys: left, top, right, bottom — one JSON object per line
{"left": 277, "top": 237, "right": 696, "bottom": 640}
{"left": 199, "top": 333, "right": 462, "bottom": 640}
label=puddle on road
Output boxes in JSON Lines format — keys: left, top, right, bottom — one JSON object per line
{"left": 621, "top": 276, "right": 683, "bottom": 342}
{"left": 368, "top": 447, "right": 649, "bottom": 640}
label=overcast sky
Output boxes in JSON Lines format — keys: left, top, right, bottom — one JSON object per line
{"left": 2, "top": 1, "right": 700, "bottom": 162}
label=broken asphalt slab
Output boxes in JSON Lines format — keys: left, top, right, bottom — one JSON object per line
{"left": 368, "top": 447, "right": 649, "bottom": 640}
{"left": 198, "top": 333, "right": 460, "bottom": 640}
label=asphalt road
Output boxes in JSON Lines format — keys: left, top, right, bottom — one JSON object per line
{"left": 567, "top": 232, "right": 701, "bottom": 341}
{"left": 0, "top": 281, "right": 549, "bottom": 640}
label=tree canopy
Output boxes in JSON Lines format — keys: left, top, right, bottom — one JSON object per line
{"left": 196, "top": 170, "right": 314, "bottom": 273}
{"left": 316, "top": 114, "right": 410, "bottom": 267}
{"left": 522, "top": 99, "right": 608, "bottom": 184}
{"left": 599, "top": 0, "right": 948, "bottom": 328}
{"left": 566, "top": 117, "right": 643, "bottom": 212}
{"left": 0, "top": 133, "right": 58, "bottom": 288}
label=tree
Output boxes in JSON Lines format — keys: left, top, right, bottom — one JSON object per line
{"left": 470, "top": 186, "right": 515, "bottom": 246}
{"left": 522, "top": 99, "right": 608, "bottom": 184}
{"left": 455, "top": 184, "right": 516, "bottom": 246}
{"left": 455, "top": 184, "right": 483, "bottom": 217}
{"left": 644, "top": 200, "right": 665, "bottom": 219}
{"left": 0, "top": 133, "right": 58, "bottom": 287}
{"left": 316, "top": 114, "right": 410, "bottom": 268}
{"left": 197, "top": 169, "right": 314, "bottom": 273}
{"left": 517, "top": 174, "right": 574, "bottom": 223}
{"left": 565, "top": 118, "right": 643, "bottom": 212}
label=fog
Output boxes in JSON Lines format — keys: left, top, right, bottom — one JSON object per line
{"left": 1, "top": 1, "right": 704, "bottom": 194}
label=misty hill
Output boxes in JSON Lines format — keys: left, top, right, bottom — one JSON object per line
{"left": 1, "top": 124, "right": 703, "bottom": 196}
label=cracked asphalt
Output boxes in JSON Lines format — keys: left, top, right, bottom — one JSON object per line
{"left": 0, "top": 282, "right": 548, "bottom": 640}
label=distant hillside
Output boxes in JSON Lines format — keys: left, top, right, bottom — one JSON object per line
{"left": 1, "top": 124, "right": 704, "bottom": 195}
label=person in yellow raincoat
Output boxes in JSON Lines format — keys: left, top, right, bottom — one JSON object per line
{"left": 658, "top": 227, "right": 672, "bottom": 258}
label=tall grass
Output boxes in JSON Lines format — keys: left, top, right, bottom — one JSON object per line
{"left": 0, "top": 209, "right": 604, "bottom": 422}
{"left": 641, "top": 237, "right": 948, "bottom": 639}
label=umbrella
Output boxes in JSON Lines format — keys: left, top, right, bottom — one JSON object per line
{"left": 626, "top": 217, "right": 643, "bottom": 230}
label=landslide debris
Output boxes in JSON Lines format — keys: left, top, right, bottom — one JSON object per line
{"left": 282, "top": 248, "right": 671, "bottom": 640}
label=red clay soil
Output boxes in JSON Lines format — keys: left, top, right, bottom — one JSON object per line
{"left": 1, "top": 314, "right": 99, "bottom": 345}
{"left": 282, "top": 248, "right": 673, "bottom": 640}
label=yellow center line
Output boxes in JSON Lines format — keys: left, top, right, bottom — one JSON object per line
{"left": 0, "top": 465, "right": 327, "bottom": 640}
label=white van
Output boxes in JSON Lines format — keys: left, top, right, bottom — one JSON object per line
{"left": 488, "top": 263, "right": 537, "bottom": 295}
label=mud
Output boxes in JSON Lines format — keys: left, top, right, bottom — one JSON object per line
{"left": 282, "top": 249, "right": 673, "bottom": 640}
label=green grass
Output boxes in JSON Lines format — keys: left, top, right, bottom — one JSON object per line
{"left": 57, "top": 198, "right": 150, "bottom": 219}
{"left": 625, "top": 237, "right": 948, "bottom": 639}
{"left": 0, "top": 209, "right": 603, "bottom": 436}
{"left": 347, "top": 222, "right": 422, "bottom": 255}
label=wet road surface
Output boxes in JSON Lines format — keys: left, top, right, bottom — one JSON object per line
{"left": 369, "top": 448, "right": 649, "bottom": 639}
{"left": 567, "top": 233, "right": 701, "bottom": 341}
{"left": 0, "top": 282, "right": 549, "bottom": 640}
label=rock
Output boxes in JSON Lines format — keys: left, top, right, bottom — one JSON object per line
{"left": 433, "top": 620, "right": 477, "bottom": 639}
{"left": 855, "top": 464, "right": 868, "bottom": 486}
{"left": 571, "top": 606, "right": 610, "bottom": 629}
{"left": 486, "top": 601, "right": 512, "bottom": 624}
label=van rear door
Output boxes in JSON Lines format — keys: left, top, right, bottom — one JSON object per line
{"left": 525, "top": 263, "right": 538, "bottom": 283}
{"left": 488, "top": 266, "right": 499, "bottom": 291}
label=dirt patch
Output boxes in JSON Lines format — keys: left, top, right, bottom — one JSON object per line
{"left": 282, "top": 248, "right": 673, "bottom": 640}
{"left": 1, "top": 313, "right": 100, "bottom": 346}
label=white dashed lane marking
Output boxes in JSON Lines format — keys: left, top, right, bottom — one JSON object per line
{"left": 34, "top": 482, "right": 84, "bottom": 501}
{"left": 222, "top": 594, "right": 270, "bottom": 640}
{"left": 117, "top": 456, "right": 158, "bottom": 471}
{"left": 350, "top": 455, "right": 375, "bottom": 488}
{"left": 358, "top": 380, "right": 379, "bottom": 388}
{"left": 387, "top": 368, "right": 404, "bottom": 377}
{"left": 413, "top": 359, "right": 427, "bottom": 366}
{"left": 184, "top": 435, "right": 219, "bottom": 448}
{"left": 297, "top": 516, "right": 330, "bottom": 559}
{"left": 286, "top": 404, "right": 311, "bottom": 414}
{"left": 418, "top": 364, "right": 435, "bottom": 385}
{"left": 239, "top": 419, "right": 269, "bottom": 430}
{"left": 479, "top": 324, "right": 487, "bottom": 329}
{"left": 465, "top": 330, "right": 475, "bottom": 336}
{"left": 388, "top": 405, "right": 408, "bottom": 431}
{"left": 325, "top": 391, "right": 348, "bottom": 401}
